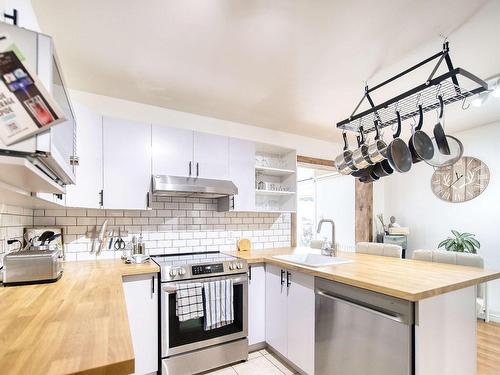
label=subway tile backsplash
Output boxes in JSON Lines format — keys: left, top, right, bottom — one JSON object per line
{"left": 0, "top": 204, "right": 34, "bottom": 256}
{"left": 28, "top": 196, "right": 291, "bottom": 261}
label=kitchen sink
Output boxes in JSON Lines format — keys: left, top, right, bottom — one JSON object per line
{"left": 272, "top": 253, "right": 353, "bottom": 267}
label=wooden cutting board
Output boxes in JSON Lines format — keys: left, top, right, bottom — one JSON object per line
{"left": 237, "top": 238, "right": 251, "bottom": 251}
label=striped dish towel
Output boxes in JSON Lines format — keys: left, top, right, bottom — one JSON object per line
{"left": 176, "top": 282, "right": 204, "bottom": 322}
{"left": 203, "top": 279, "right": 234, "bottom": 330}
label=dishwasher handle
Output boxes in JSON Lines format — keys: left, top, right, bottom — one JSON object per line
{"left": 316, "top": 289, "right": 408, "bottom": 324}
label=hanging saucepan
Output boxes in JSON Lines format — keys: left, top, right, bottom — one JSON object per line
{"left": 373, "top": 159, "right": 394, "bottom": 178}
{"left": 358, "top": 165, "right": 380, "bottom": 183}
{"left": 334, "top": 132, "right": 359, "bottom": 175}
{"left": 433, "top": 95, "right": 451, "bottom": 155}
{"left": 425, "top": 96, "right": 464, "bottom": 168}
{"left": 408, "top": 104, "right": 434, "bottom": 163}
{"left": 366, "top": 120, "right": 388, "bottom": 163}
{"left": 351, "top": 126, "right": 374, "bottom": 170}
{"left": 386, "top": 111, "right": 412, "bottom": 173}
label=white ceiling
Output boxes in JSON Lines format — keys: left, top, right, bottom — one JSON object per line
{"left": 33, "top": 0, "right": 500, "bottom": 142}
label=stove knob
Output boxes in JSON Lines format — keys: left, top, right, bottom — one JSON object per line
{"left": 237, "top": 262, "right": 243, "bottom": 269}
{"left": 169, "top": 268, "right": 178, "bottom": 277}
{"left": 228, "top": 263, "right": 235, "bottom": 270}
{"left": 178, "top": 267, "right": 186, "bottom": 276}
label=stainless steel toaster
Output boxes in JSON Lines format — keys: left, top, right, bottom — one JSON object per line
{"left": 2, "top": 249, "right": 63, "bottom": 286}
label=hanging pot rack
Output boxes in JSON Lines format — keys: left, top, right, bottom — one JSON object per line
{"left": 337, "top": 42, "right": 489, "bottom": 134}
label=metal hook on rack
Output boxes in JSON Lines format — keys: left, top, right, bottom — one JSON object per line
{"left": 462, "top": 96, "right": 471, "bottom": 110}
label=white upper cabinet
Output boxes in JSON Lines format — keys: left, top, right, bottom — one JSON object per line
{"left": 65, "top": 103, "right": 103, "bottom": 208}
{"left": 229, "top": 138, "right": 255, "bottom": 211}
{"left": 193, "top": 132, "right": 229, "bottom": 179}
{"left": 102, "top": 117, "right": 151, "bottom": 209}
{"left": 152, "top": 125, "right": 194, "bottom": 177}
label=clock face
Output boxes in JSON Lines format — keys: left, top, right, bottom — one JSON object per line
{"left": 431, "top": 156, "right": 490, "bottom": 203}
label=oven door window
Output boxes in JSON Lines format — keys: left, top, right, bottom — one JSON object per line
{"left": 169, "top": 283, "right": 244, "bottom": 348}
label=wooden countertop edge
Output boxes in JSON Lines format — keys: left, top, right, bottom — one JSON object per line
{"left": 71, "top": 358, "right": 135, "bottom": 375}
{"left": 0, "top": 260, "right": 160, "bottom": 375}
{"left": 236, "top": 251, "right": 500, "bottom": 301}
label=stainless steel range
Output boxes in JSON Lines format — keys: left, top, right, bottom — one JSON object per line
{"left": 154, "top": 251, "right": 249, "bottom": 375}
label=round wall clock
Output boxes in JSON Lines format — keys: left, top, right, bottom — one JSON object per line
{"left": 431, "top": 156, "right": 490, "bottom": 203}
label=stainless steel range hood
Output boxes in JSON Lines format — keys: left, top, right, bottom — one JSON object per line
{"left": 152, "top": 175, "right": 238, "bottom": 198}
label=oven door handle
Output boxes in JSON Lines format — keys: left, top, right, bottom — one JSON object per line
{"left": 162, "top": 276, "right": 247, "bottom": 294}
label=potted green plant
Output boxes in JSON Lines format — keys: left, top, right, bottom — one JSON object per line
{"left": 438, "top": 230, "right": 480, "bottom": 254}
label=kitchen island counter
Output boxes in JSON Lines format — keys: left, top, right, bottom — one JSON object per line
{"left": 224, "top": 247, "right": 500, "bottom": 301}
{"left": 0, "top": 259, "right": 159, "bottom": 375}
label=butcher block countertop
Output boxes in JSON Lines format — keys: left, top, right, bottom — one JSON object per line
{"left": 0, "top": 259, "right": 159, "bottom": 375}
{"left": 224, "top": 247, "right": 500, "bottom": 301}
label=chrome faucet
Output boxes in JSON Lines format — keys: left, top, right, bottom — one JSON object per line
{"left": 316, "top": 219, "right": 337, "bottom": 257}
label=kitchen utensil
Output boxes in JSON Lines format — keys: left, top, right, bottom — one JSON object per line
{"left": 357, "top": 165, "right": 379, "bottom": 183}
{"left": 433, "top": 95, "right": 451, "bottom": 155}
{"left": 366, "top": 120, "right": 387, "bottom": 163}
{"left": 46, "top": 233, "right": 61, "bottom": 244}
{"left": 96, "top": 220, "right": 108, "bottom": 256}
{"left": 334, "top": 132, "right": 358, "bottom": 175}
{"left": 408, "top": 104, "right": 434, "bottom": 163}
{"left": 351, "top": 127, "right": 374, "bottom": 169}
{"left": 386, "top": 111, "right": 412, "bottom": 173}
{"left": 114, "top": 229, "right": 126, "bottom": 251}
{"left": 425, "top": 135, "right": 464, "bottom": 168}
{"left": 373, "top": 159, "right": 394, "bottom": 178}
{"left": 38, "top": 231, "right": 55, "bottom": 245}
{"left": 237, "top": 238, "right": 251, "bottom": 252}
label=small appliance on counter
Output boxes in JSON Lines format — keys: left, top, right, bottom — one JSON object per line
{"left": 2, "top": 248, "right": 63, "bottom": 286}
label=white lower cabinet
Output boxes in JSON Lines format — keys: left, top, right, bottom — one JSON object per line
{"left": 123, "top": 273, "right": 159, "bottom": 375}
{"left": 265, "top": 264, "right": 315, "bottom": 374}
{"left": 248, "top": 264, "right": 266, "bottom": 346}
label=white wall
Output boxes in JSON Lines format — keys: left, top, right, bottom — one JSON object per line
{"left": 381, "top": 122, "right": 500, "bottom": 317}
{"left": 69, "top": 89, "right": 340, "bottom": 160}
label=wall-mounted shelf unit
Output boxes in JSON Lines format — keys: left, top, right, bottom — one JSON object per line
{"left": 255, "top": 144, "right": 297, "bottom": 212}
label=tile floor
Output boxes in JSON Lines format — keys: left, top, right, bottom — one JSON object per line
{"left": 202, "top": 348, "right": 298, "bottom": 375}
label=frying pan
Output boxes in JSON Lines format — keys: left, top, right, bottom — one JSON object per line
{"left": 334, "top": 132, "right": 358, "bottom": 175}
{"left": 408, "top": 105, "right": 434, "bottom": 163}
{"left": 366, "top": 120, "right": 387, "bottom": 164}
{"left": 434, "top": 95, "right": 451, "bottom": 155}
{"left": 358, "top": 165, "right": 379, "bottom": 183}
{"left": 351, "top": 127, "right": 374, "bottom": 169}
{"left": 386, "top": 111, "right": 412, "bottom": 173}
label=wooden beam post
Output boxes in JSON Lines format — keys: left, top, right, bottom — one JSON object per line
{"left": 355, "top": 179, "right": 373, "bottom": 243}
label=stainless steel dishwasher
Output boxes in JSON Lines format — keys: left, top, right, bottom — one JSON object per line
{"left": 315, "top": 278, "right": 414, "bottom": 375}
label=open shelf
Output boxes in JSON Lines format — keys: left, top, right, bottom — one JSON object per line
{"left": 256, "top": 189, "right": 295, "bottom": 196}
{"left": 255, "top": 166, "right": 296, "bottom": 176}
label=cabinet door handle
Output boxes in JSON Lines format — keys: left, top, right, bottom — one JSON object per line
{"left": 196, "top": 162, "right": 199, "bottom": 177}
{"left": 189, "top": 161, "right": 192, "bottom": 176}
{"left": 286, "top": 271, "right": 291, "bottom": 287}
{"left": 248, "top": 265, "right": 252, "bottom": 281}
{"left": 99, "top": 190, "right": 104, "bottom": 207}
{"left": 151, "top": 275, "right": 155, "bottom": 295}
{"left": 280, "top": 269, "right": 285, "bottom": 286}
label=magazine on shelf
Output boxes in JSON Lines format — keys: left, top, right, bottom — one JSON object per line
{"left": 0, "top": 42, "right": 65, "bottom": 146}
